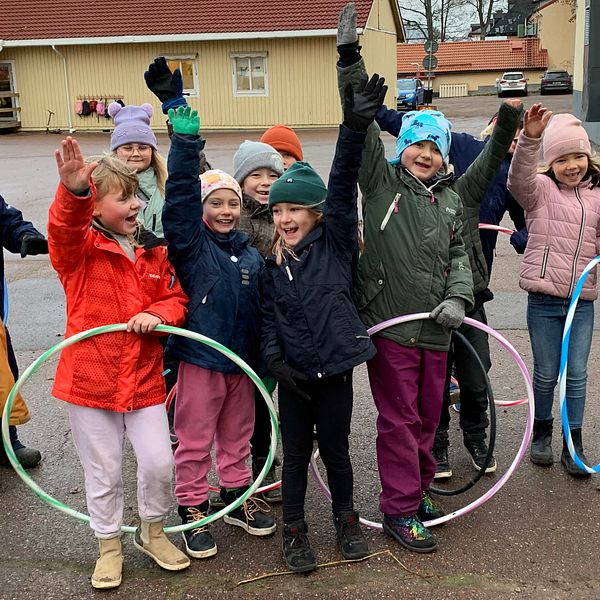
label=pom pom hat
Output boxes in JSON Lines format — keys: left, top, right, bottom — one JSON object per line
{"left": 390, "top": 109, "right": 452, "bottom": 165}
{"left": 108, "top": 102, "right": 157, "bottom": 151}
{"left": 200, "top": 170, "right": 242, "bottom": 203}
{"left": 268, "top": 161, "right": 327, "bottom": 210}
{"left": 542, "top": 113, "right": 591, "bottom": 166}
{"left": 233, "top": 140, "right": 284, "bottom": 184}
{"left": 260, "top": 125, "right": 304, "bottom": 161}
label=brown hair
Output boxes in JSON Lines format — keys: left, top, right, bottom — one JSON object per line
{"left": 538, "top": 151, "right": 600, "bottom": 188}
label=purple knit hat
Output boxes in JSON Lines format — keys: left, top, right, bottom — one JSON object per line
{"left": 108, "top": 102, "right": 157, "bottom": 151}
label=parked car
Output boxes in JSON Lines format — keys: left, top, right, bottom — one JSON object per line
{"left": 496, "top": 72, "right": 528, "bottom": 97}
{"left": 540, "top": 70, "right": 573, "bottom": 94}
{"left": 396, "top": 78, "right": 425, "bottom": 110}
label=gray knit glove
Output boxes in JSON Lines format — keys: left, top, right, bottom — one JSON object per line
{"left": 337, "top": 2, "right": 358, "bottom": 45}
{"left": 430, "top": 297, "right": 466, "bottom": 329}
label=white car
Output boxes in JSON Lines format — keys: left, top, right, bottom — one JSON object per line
{"left": 496, "top": 72, "right": 528, "bottom": 97}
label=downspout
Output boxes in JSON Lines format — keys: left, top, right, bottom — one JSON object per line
{"left": 51, "top": 44, "right": 75, "bottom": 133}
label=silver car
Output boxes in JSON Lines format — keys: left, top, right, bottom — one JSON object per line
{"left": 496, "top": 72, "right": 528, "bottom": 97}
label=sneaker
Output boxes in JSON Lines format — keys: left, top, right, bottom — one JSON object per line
{"left": 283, "top": 520, "right": 317, "bottom": 572}
{"left": 221, "top": 489, "right": 277, "bottom": 536}
{"left": 449, "top": 380, "right": 460, "bottom": 404}
{"left": 252, "top": 456, "right": 282, "bottom": 504}
{"left": 0, "top": 427, "right": 42, "bottom": 469}
{"left": 416, "top": 492, "right": 445, "bottom": 523}
{"left": 334, "top": 510, "right": 369, "bottom": 559}
{"left": 177, "top": 503, "right": 218, "bottom": 559}
{"left": 464, "top": 438, "right": 497, "bottom": 473}
{"left": 383, "top": 514, "right": 436, "bottom": 553}
{"left": 432, "top": 446, "right": 452, "bottom": 480}
{"left": 451, "top": 403, "right": 461, "bottom": 413}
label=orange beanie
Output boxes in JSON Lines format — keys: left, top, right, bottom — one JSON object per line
{"left": 260, "top": 125, "right": 304, "bottom": 161}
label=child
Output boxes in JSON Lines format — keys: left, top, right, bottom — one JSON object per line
{"left": 109, "top": 102, "right": 168, "bottom": 237}
{"left": 262, "top": 74, "right": 386, "bottom": 572}
{"left": 162, "top": 106, "right": 276, "bottom": 560}
{"left": 507, "top": 106, "right": 600, "bottom": 478}
{"left": 48, "top": 141, "right": 190, "bottom": 588}
{"left": 260, "top": 125, "right": 304, "bottom": 170}
{"left": 336, "top": 3, "right": 473, "bottom": 553}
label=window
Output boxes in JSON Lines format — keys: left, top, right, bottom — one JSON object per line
{"left": 165, "top": 56, "right": 199, "bottom": 97}
{"left": 232, "top": 53, "right": 268, "bottom": 96}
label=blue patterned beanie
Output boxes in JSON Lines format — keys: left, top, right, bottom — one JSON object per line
{"left": 390, "top": 110, "right": 452, "bottom": 165}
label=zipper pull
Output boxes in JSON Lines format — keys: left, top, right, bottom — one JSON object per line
{"left": 285, "top": 265, "right": 293, "bottom": 281}
{"left": 393, "top": 193, "right": 400, "bottom": 214}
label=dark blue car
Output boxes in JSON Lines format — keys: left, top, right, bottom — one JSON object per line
{"left": 396, "top": 78, "right": 424, "bottom": 111}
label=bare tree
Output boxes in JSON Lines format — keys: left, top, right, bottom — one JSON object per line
{"left": 400, "top": 0, "right": 437, "bottom": 40}
{"left": 400, "top": 0, "right": 477, "bottom": 41}
{"left": 465, "top": 0, "right": 500, "bottom": 40}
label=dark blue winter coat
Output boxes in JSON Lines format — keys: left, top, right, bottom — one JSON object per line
{"left": 375, "top": 106, "right": 528, "bottom": 275}
{"left": 162, "top": 135, "right": 263, "bottom": 374}
{"left": 261, "top": 125, "right": 376, "bottom": 380}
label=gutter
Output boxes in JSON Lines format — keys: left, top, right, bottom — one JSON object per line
{"left": 51, "top": 45, "right": 75, "bottom": 133}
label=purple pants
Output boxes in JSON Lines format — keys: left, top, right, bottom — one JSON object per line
{"left": 174, "top": 362, "right": 254, "bottom": 506}
{"left": 367, "top": 337, "right": 447, "bottom": 517}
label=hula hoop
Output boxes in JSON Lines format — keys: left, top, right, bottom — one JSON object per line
{"left": 310, "top": 313, "right": 534, "bottom": 529}
{"left": 478, "top": 223, "right": 514, "bottom": 235}
{"left": 0, "top": 324, "right": 280, "bottom": 534}
{"left": 559, "top": 255, "right": 600, "bottom": 474}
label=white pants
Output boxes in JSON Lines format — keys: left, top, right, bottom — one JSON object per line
{"left": 68, "top": 403, "right": 173, "bottom": 538}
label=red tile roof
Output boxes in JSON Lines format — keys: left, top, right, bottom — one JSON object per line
{"left": 0, "top": 0, "right": 375, "bottom": 41}
{"left": 397, "top": 38, "right": 548, "bottom": 75}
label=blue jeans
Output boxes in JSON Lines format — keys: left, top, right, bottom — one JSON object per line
{"left": 527, "top": 292, "right": 594, "bottom": 428}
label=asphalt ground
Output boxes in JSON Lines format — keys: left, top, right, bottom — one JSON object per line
{"left": 2, "top": 93, "right": 600, "bottom": 600}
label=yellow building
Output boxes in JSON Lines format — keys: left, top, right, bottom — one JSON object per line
{"left": 0, "top": 0, "right": 404, "bottom": 132}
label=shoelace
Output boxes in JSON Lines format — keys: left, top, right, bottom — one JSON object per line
{"left": 242, "top": 495, "right": 271, "bottom": 522}
{"left": 339, "top": 517, "right": 362, "bottom": 540}
{"left": 288, "top": 529, "right": 311, "bottom": 549}
{"left": 186, "top": 507, "right": 208, "bottom": 536}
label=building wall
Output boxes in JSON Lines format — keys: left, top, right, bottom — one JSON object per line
{"left": 531, "top": 0, "right": 576, "bottom": 72}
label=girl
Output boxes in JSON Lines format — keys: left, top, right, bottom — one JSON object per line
{"left": 507, "top": 106, "right": 600, "bottom": 478}
{"left": 336, "top": 5, "right": 474, "bottom": 553}
{"left": 162, "top": 106, "right": 275, "bottom": 560}
{"left": 108, "top": 102, "right": 168, "bottom": 237}
{"left": 48, "top": 142, "right": 190, "bottom": 589}
{"left": 262, "top": 74, "right": 386, "bottom": 572}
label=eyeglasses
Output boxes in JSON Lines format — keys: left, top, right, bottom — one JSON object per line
{"left": 117, "top": 144, "right": 153, "bottom": 154}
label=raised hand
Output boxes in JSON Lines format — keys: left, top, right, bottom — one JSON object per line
{"left": 504, "top": 98, "right": 524, "bottom": 111}
{"left": 168, "top": 106, "right": 200, "bottom": 136}
{"left": 337, "top": 2, "right": 358, "bottom": 46}
{"left": 523, "top": 103, "right": 553, "bottom": 139}
{"left": 343, "top": 73, "right": 388, "bottom": 132}
{"left": 144, "top": 57, "right": 186, "bottom": 114}
{"left": 54, "top": 137, "right": 97, "bottom": 195}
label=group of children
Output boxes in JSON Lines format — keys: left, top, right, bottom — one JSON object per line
{"left": 2, "top": 1, "right": 595, "bottom": 590}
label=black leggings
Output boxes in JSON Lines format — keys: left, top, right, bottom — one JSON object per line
{"left": 278, "top": 370, "right": 354, "bottom": 523}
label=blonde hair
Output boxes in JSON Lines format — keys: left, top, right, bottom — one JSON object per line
{"left": 538, "top": 151, "right": 600, "bottom": 187}
{"left": 150, "top": 149, "right": 167, "bottom": 196}
{"left": 269, "top": 206, "right": 324, "bottom": 266}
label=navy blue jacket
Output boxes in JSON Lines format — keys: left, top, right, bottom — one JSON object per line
{"left": 375, "top": 106, "right": 528, "bottom": 275}
{"left": 261, "top": 125, "right": 376, "bottom": 380}
{"left": 163, "top": 134, "right": 263, "bottom": 374}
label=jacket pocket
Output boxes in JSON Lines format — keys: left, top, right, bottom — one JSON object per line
{"left": 540, "top": 245, "right": 549, "bottom": 279}
{"left": 355, "top": 259, "right": 387, "bottom": 311}
{"left": 187, "top": 275, "right": 220, "bottom": 316}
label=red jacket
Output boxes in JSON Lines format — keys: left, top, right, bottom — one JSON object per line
{"left": 48, "top": 182, "right": 188, "bottom": 412}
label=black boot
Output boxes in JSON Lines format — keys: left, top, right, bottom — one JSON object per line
{"left": 252, "top": 455, "right": 282, "bottom": 503}
{"left": 530, "top": 418, "right": 553, "bottom": 466}
{"left": 333, "top": 510, "right": 369, "bottom": 559}
{"left": 178, "top": 502, "right": 217, "bottom": 559}
{"left": 282, "top": 520, "right": 316, "bottom": 573}
{"left": 220, "top": 486, "right": 276, "bottom": 536}
{"left": 561, "top": 429, "right": 591, "bottom": 479}
{"left": 0, "top": 425, "right": 41, "bottom": 469}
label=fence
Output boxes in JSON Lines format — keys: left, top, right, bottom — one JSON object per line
{"left": 438, "top": 83, "right": 469, "bottom": 98}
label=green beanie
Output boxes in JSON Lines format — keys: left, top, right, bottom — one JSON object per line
{"left": 268, "top": 161, "right": 328, "bottom": 210}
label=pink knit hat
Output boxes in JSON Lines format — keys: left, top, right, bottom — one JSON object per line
{"left": 200, "top": 169, "right": 242, "bottom": 203}
{"left": 543, "top": 113, "right": 591, "bottom": 165}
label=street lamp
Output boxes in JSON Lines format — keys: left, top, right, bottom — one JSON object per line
{"left": 410, "top": 62, "right": 420, "bottom": 78}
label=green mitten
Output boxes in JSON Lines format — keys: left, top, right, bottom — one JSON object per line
{"left": 168, "top": 105, "right": 200, "bottom": 135}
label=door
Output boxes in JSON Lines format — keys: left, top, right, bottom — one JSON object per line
{"left": 0, "top": 62, "right": 19, "bottom": 123}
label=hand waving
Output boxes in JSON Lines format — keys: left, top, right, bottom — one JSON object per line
{"left": 523, "top": 103, "right": 553, "bottom": 139}
{"left": 168, "top": 106, "right": 200, "bottom": 136}
{"left": 337, "top": 2, "right": 358, "bottom": 46}
{"left": 144, "top": 57, "right": 187, "bottom": 114}
{"left": 343, "top": 73, "right": 388, "bottom": 132}
{"left": 54, "top": 137, "right": 97, "bottom": 196}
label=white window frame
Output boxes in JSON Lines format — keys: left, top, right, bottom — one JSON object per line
{"left": 231, "top": 52, "right": 268, "bottom": 97}
{"left": 164, "top": 55, "right": 199, "bottom": 98}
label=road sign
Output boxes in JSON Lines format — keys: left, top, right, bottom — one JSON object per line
{"left": 422, "top": 55, "right": 438, "bottom": 70}
{"left": 424, "top": 40, "right": 439, "bottom": 54}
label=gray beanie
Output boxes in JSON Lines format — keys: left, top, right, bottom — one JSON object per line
{"left": 233, "top": 140, "right": 284, "bottom": 184}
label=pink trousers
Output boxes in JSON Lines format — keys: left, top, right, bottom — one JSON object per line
{"left": 68, "top": 403, "right": 173, "bottom": 538}
{"left": 174, "top": 362, "right": 254, "bottom": 507}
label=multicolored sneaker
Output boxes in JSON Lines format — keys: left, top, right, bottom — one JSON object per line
{"left": 417, "top": 492, "right": 445, "bottom": 523}
{"left": 383, "top": 514, "right": 436, "bottom": 553}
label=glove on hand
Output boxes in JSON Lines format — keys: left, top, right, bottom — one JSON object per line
{"left": 343, "top": 74, "right": 388, "bottom": 132}
{"left": 20, "top": 234, "right": 48, "bottom": 258}
{"left": 144, "top": 57, "right": 187, "bottom": 114}
{"left": 430, "top": 297, "right": 466, "bottom": 330}
{"left": 168, "top": 106, "right": 200, "bottom": 136}
{"left": 267, "top": 356, "right": 311, "bottom": 402}
{"left": 337, "top": 2, "right": 358, "bottom": 46}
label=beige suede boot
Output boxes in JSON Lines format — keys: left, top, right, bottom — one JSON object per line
{"left": 134, "top": 520, "right": 190, "bottom": 571}
{"left": 91, "top": 537, "right": 123, "bottom": 589}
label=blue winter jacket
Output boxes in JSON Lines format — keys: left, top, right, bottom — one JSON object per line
{"left": 162, "top": 135, "right": 263, "bottom": 374}
{"left": 375, "top": 106, "right": 528, "bottom": 275}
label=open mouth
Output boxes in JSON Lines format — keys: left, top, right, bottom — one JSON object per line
{"left": 283, "top": 226, "right": 299, "bottom": 236}
{"left": 415, "top": 161, "right": 432, "bottom": 170}
{"left": 125, "top": 215, "right": 138, "bottom": 224}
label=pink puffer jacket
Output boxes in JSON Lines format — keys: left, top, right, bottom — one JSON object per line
{"left": 508, "top": 133, "right": 600, "bottom": 301}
